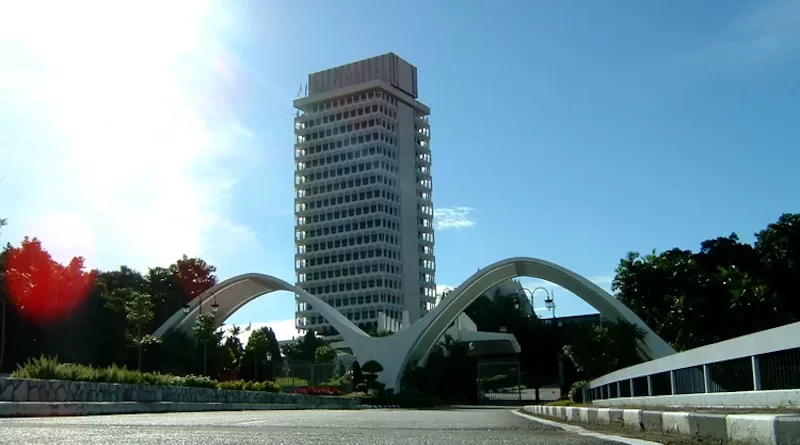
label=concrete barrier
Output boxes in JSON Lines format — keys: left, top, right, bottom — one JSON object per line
{"left": 522, "top": 405, "right": 800, "bottom": 445}
{"left": 0, "top": 401, "right": 363, "bottom": 417}
{"left": 0, "top": 376, "right": 361, "bottom": 417}
{"left": 622, "top": 408, "right": 643, "bottom": 430}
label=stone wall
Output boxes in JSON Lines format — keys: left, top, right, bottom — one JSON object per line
{"left": 0, "top": 378, "right": 360, "bottom": 408}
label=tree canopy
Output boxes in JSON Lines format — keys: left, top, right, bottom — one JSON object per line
{"left": 0, "top": 236, "right": 219, "bottom": 375}
{"left": 613, "top": 213, "right": 800, "bottom": 351}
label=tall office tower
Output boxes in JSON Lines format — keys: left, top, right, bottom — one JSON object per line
{"left": 293, "top": 53, "right": 435, "bottom": 338}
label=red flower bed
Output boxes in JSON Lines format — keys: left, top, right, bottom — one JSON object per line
{"left": 295, "top": 386, "right": 342, "bottom": 396}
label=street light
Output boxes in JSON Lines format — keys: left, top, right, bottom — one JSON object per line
{"left": 514, "top": 287, "right": 556, "bottom": 319}
{"left": 182, "top": 293, "right": 220, "bottom": 315}
{"left": 544, "top": 291, "right": 557, "bottom": 319}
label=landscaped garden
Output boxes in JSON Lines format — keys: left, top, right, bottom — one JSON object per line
{"left": 11, "top": 355, "right": 282, "bottom": 394}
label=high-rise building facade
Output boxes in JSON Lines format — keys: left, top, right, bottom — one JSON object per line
{"left": 292, "top": 53, "right": 436, "bottom": 337}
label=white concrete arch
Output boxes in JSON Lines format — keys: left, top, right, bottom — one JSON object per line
{"left": 404, "top": 257, "right": 676, "bottom": 370}
{"left": 151, "top": 273, "right": 371, "bottom": 350}
{"left": 152, "top": 257, "right": 675, "bottom": 391}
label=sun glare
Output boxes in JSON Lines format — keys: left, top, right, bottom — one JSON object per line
{"left": 0, "top": 0, "right": 251, "bottom": 270}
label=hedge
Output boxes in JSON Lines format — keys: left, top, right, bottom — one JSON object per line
{"left": 11, "top": 355, "right": 278, "bottom": 392}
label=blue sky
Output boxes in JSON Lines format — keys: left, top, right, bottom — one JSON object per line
{"left": 1, "top": 0, "right": 798, "bottom": 340}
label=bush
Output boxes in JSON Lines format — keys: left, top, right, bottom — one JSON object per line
{"left": 173, "top": 374, "right": 218, "bottom": 389}
{"left": 13, "top": 356, "right": 298, "bottom": 395}
{"left": 568, "top": 380, "right": 589, "bottom": 404}
{"left": 295, "top": 385, "right": 342, "bottom": 396}
{"left": 321, "top": 374, "right": 350, "bottom": 387}
{"left": 361, "top": 360, "right": 384, "bottom": 374}
{"left": 219, "top": 380, "right": 281, "bottom": 393}
{"left": 12, "top": 356, "right": 175, "bottom": 386}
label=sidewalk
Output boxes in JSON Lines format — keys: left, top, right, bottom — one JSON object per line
{"left": 522, "top": 405, "right": 800, "bottom": 445}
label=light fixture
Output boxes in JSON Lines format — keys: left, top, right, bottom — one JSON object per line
{"left": 182, "top": 304, "right": 190, "bottom": 314}
{"left": 266, "top": 352, "right": 272, "bottom": 362}
{"left": 211, "top": 297, "right": 220, "bottom": 313}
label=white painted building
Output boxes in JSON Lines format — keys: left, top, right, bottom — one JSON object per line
{"left": 292, "top": 53, "right": 436, "bottom": 337}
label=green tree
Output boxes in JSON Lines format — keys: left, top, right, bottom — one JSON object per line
{"left": 755, "top": 213, "right": 800, "bottom": 322}
{"left": 193, "top": 313, "right": 220, "bottom": 376}
{"left": 280, "top": 342, "right": 302, "bottom": 362}
{"left": 314, "top": 343, "right": 337, "bottom": 363}
{"left": 244, "top": 327, "right": 272, "bottom": 381}
{"left": 360, "top": 359, "right": 385, "bottom": 395}
{"left": 612, "top": 217, "right": 800, "bottom": 351}
{"left": 562, "top": 320, "right": 646, "bottom": 379}
{"left": 121, "top": 290, "right": 155, "bottom": 370}
{"left": 170, "top": 255, "right": 218, "bottom": 301}
{"left": 282, "top": 330, "right": 324, "bottom": 363}
{"left": 223, "top": 325, "right": 245, "bottom": 371}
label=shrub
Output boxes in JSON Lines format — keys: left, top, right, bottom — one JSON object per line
{"left": 219, "top": 380, "right": 281, "bottom": 393}
{"left": 11, "top": 356, "right": 175, "bottom": 386}
{"left": 174, "top": 374, "right": 218, "bottom": 389}
{"left": 361, "top": 360, "right": 384, "bottom": 374}
{"left": 218, "top": 380, "right": 247, "bottom": 391}
{"left": 322, "top": 374, "right": 350, "bottom": 387}
{"left": 568, "top": 380, "right": 589, "bottom": 404}
{"left": 12, "top": 356, "right": 291, "bottom": 395}
{"left": 295, "top": 386, "right": 342, "bottom": 396}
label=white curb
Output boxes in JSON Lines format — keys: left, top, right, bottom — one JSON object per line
{"left": 521, "top": 404, "right": 800, "bottom": 445}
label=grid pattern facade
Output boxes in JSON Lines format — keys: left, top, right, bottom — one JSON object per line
{"left": 293, "top": 61, "right": 435, "bottom": 336}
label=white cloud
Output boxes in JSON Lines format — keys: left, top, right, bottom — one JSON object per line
{"left": 434, "top": 207, "right": 476, "bottom": 230}
{"left": 221, "top": 319, "right": 300, "bottom": 345}
{"left": 0, "top": 1, "right": 259, "bottom": 270}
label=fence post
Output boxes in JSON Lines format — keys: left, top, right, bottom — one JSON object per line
{"left": 616, "top": 381, "right": 622, "bottom": 398}
{"left": 629, "top": 379, "right": 635, "bottom": 397}
{"left": 751, "top": 356, "right": 762, "bottom": 391}
{"left": 310, "top": 363, "right": 316, "bottom": 386}
{"left": 669, "top": 370, "right": 676, "bottom": 395}
{"left": 647, "top": 375, "right": 653, "bottom": 396}
{"left": 703, "top": 364, "right": 711, "bottom": 393}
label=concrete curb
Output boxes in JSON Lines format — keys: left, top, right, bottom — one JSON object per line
{"left": 0, "top": 401, "right": 362, "bottom": 417}
{"left": 522, "top": 405, "right": 800, "bottom": 445}
{"left": 361, "top": 405, "right": 401, "bottom": 409}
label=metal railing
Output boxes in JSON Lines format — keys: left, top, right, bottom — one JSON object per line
{"left": 585, "top": 321, "right": 800, "bottom": 403}
{"left": 271, "top": 361, "right": 353, "bottom": 394}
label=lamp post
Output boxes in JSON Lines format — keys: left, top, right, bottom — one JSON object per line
{"left": 183, "top": 293, "right": 220, "bottom": 376}
{"left": 513, "top": 287, "right": 556, "bottom": 319}
{"left": 545, "top": 290, "right": 557, "bottom": 319}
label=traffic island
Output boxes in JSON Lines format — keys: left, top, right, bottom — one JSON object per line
{"left": 0, "top": 377, "right": 361, "bottom": 417}
{"left": 522, "top": 405, "right": 800, "bottom": 445}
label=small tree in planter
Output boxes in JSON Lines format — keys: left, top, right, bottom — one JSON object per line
{"left": 359, "top": 359, "right": 386, "bottom": 395}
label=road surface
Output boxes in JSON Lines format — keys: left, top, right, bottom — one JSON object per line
{"left": 0, "top": 407, "right": 645, "bottom": 444}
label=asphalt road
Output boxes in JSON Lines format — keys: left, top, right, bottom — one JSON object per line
{"left": 0, "top": 407, "right": 643, "bottom": 445}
